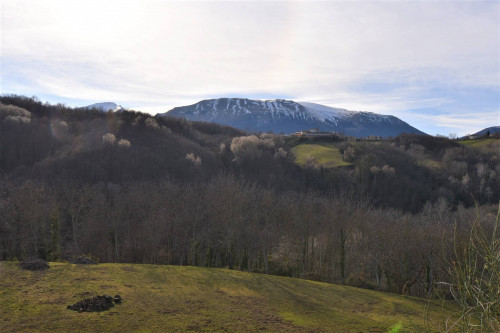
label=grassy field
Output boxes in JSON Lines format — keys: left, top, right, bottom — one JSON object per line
{"left": 0, "top": 262, "right": 459, "bottom": 332}
{"left": 291, "top": 143, "right": 351, "bottom": 168}
{"left": 458, "top": 138, "right": 499, "bottom": 152}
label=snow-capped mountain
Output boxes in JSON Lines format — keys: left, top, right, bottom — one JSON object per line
{"left": 162, "top": 98, "right": 426, "bottom": 137}
{"left": 84, "top": 102, "right": 124, "bottom": 112}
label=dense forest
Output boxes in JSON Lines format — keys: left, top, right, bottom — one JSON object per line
{"left": 0, "top": 95, "right": 498, "bottom": 298}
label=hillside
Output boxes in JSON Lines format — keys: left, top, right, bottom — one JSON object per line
{"left": 0, "top": 262, "right": 457, "bottom": 332}
{"left": 0, "top": 95, "right": 249, "bottom": 184}
{"left": 0, "top": 95, "right": 499, "bottom": 306}
{"left": 472, "top": 126, "right": 500, "bottom": 136}
{"left": 164, "top": 98, "right": 425, "bottom": 137}
{"left": 459, "top": 138, "right": 500, "bottom": 153}
{"left": 3, "top": 95, "right": 496, "bottom": 214}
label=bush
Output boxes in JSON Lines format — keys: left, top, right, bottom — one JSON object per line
{"left": 20, "top": 257, "right": 49, "bottom": 270}
{"left": 445, "top": 204, "right": 500, "bottom": 331}
{"left": 67, "top": 295, "right": 117, "bottom": 312}
{"left": 71, "top": 255, "right": 98, "bottom": 265}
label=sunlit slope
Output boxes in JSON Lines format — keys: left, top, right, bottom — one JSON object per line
{"left": 292, "top": 143, "right": 351, "bottom": 168}
{"left": 0, "top": 262, "right": 456, "bottom": 332}
{"left": 459, "top": 138, "right": 499, "bottom": 153}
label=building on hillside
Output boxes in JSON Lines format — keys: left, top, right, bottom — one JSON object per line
{"left": 291, "top": 129, "right": 338, "bottom": 138}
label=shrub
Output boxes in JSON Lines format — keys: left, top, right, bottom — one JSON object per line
{"left": 445, "top": 204, "right": 500, "bottom": 331}
{"left": 71, "top": 255, "right": 98, "bottom": 265}
{"left": 20, "top": 257, "right": 49, "bottom": 270}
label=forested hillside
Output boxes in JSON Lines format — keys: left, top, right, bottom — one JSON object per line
{"left": 0, "top": 95, "right": 498, "bottom": 299}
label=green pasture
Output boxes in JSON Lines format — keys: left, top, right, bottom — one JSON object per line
{"left": 0, "top": 262, "right": 459, "bottom": 332}
{"left": 291, "top": 143, "right": 351, "bottom": 168}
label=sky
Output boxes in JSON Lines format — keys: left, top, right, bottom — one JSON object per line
{"left": 1, "top": 0, "right": 499, "bottom": 136}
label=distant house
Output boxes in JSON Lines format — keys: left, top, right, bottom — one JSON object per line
{"left": 305, "top": 133, "right": 337, "bottom": 138}
{"left": 468, "top": 134, "right": 480, "bottom": 140}
{"left": 291, "top": 129, "right": 337, "bottom": 138}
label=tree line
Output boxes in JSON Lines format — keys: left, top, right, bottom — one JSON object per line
{"left": 0, "top": 176, "right": 496, "bottom": 298}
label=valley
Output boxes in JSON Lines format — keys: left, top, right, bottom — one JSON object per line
{"left": 2, "top": 1, "right": 498, "bottom": 331}
{"left": 0, "top": 95, "right": 498, "bottom": 332}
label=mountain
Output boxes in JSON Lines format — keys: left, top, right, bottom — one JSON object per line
{"left": 163, "top": 98, "right": 425, "bottom": 137}
{"left": 84, "top": 102, "right": 124, "bottom": 112}
{"left": 473, "top": 126, "right": 500, "bottom": 136}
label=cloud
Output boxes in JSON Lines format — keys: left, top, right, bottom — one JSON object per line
{"left": 1, "top": 0, "right": 499, "bottom": 136}
{"left": 421, "top": 111, "right": 500, "bottom": 132}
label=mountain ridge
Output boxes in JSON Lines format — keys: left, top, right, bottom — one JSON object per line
{"left": 473, "top": 126, "right": 500, "bottom": 136}
{"left": 162, "top": 98, "right": 426, "bottom": 137}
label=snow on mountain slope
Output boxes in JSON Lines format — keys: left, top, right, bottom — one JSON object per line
{"left": 84, "top": 102, "right": 117, "bottom": 111}
{"left": 162, "top": 98, "right": 426, "bottom": 137}
{"left": 299, "top": 102, "right": 352, "bottom": 118}
{"left": 84, "top": 102, "right": 125, "bottom": 112}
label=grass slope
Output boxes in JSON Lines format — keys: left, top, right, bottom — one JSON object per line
{"left": 458, "top": 138, "right": 499, "bottom": 153}
{"left": 292, "top": 143, "right": 351, "bottom": 168}
{"left": 0, "top": 262, "right": 457, "bottom": 332}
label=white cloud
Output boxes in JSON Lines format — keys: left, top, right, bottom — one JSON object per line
{"left": 422, "top": 111, "right": 500, "bottom": 131}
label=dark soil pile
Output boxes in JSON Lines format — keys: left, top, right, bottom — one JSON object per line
{"left": 67, "top": 295, "right": 122, "bottom": 312}
{"left": 19, "top": 257, "right": 49, "bottom": 270}
{"left": 71, "top": 255, "right": 97, "bottom": 265}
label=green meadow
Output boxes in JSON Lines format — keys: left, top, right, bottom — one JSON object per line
{"left": 0, "top": 262, "right": 458, "bottom": 332}
{"left": 291, "top": 143, "right": 351, "bottom": 168}
{"left": 458, "top": 138, "right": 499, "bottom": 153}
